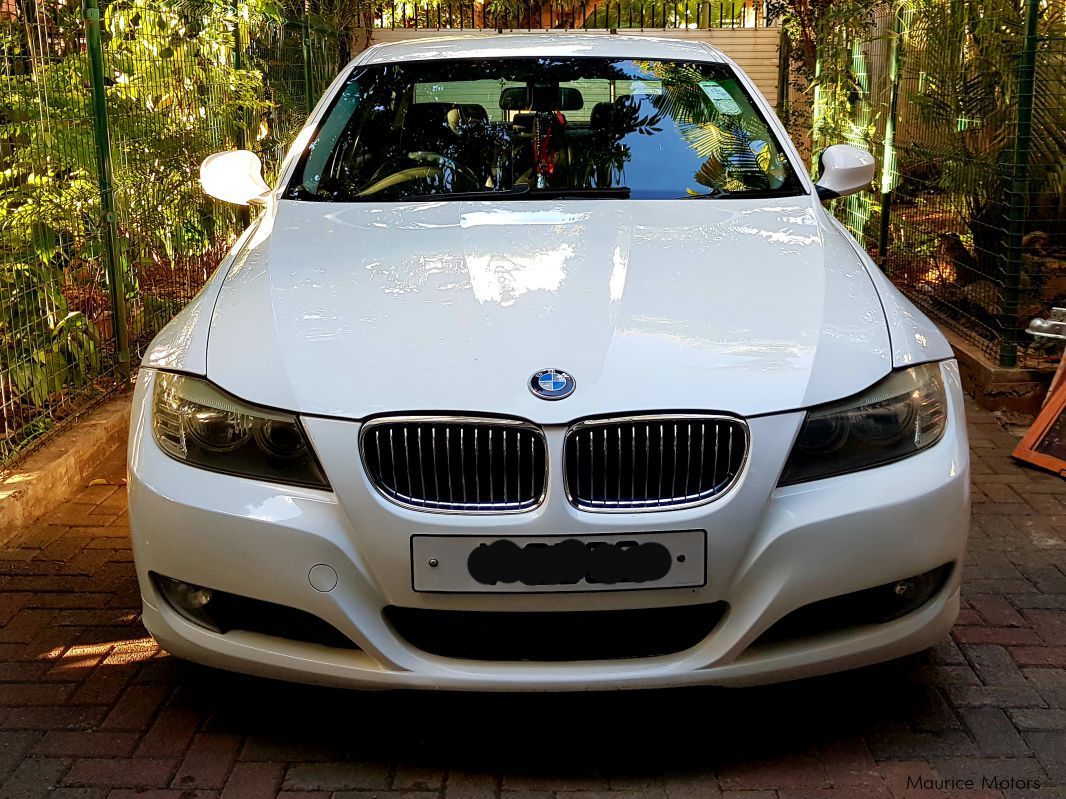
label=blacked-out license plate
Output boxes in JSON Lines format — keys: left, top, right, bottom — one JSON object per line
{"left": 411, "top": 531, "right": 706, "bottom": 593}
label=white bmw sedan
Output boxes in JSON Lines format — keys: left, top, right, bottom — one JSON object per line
{"left": 128, "top": 33, "right": 970, "bottom": 690}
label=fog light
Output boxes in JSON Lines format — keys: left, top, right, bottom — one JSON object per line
{"left": 889, "top": 568, "right": 945, "bottom": 616}
{"left": 894, "top": 579, "right": 915, "bottom": 597}
{"left": 150, "top": 572, "right": 358, "bottom": 649}
{"left": 753, "top": 563, "right": 955, "bottom": 647}
{"left": 154, "top": 574, "right": 220, "bottom": 631}
{"left": 173, "top": 582, "right": 213, "bottom": 609}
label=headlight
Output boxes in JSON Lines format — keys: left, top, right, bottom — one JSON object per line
{"left": 779, "top": 363, "right": 948, "bottom": 486}
{"left": 151, "top": 372, "right": 330, "bottom": 489}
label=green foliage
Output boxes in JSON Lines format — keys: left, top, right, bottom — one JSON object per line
{"left": 907, "top": 0, "right": 1066, "bottom": 253}
{"left": 0, "top": 0, "right": 337, "bottom": 456}
{"left": 0, "top": 261, "right": 98, "bottom": 408}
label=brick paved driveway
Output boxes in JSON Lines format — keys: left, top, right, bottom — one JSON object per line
{"left": 1, "top": 400, "right": 1064, "bottom": 799}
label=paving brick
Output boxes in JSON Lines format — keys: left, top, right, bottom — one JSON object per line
{"left": 0, "top": 594, "right": 31, "bottom": 626}
{"left": 70, "top": 484, "right": 118, "bottom": 505}
{"left": 1010, "top": 646, "right": 1066, "bottom": 667}
{"left": 945, "top": 684, "right": 1048, "bottom": 708}
{"left": 101, "top": 684, "right": 170, "bottom": 731}
{"left": 1, "top": 757, "right": 72, "bottom": 799}
{"left": 1009, "top": 707, "right": 1066, "bottom": 730}
{"left": 36, "top": 537, "right": 91, "bottom": 563}
{"left": 282, "top": 762, "right": 391, "bottom": 791}
{"left": 443, "top": 769, "right": 498, "bottom": 799}
{"left": 502, "top": 773, "right": 610, "bottom": 792}
{"left": 237, "top": 736, "right": 345, "bottom": 763}
{"left": 0, "top": 731, "right": 41, "bottom": 785}
{"left": 0, "top": 610, "right": 59, "bottom": 645}
{"left": 970, "top": 594, "right": 1029, "bottom": 627}
{"left": 1013, "top": 594, "right": 1066, "bottom": 610}
{"left": 68, "top": 667, "right": 134, "bottom": 706}
{"left": 0, "top": 400, "right": 1061, "bottom": 798}
{"left": 43, "top": 644, "right": 112, "bottom": 681}
{"left": 1015, "top": 562, "right": 1066, "bottom": 594}
{"left": 0, "top": 661, "right": 50, "bottom": 681}
{"left": 1024, "top": 609, "right": 1066, "bottom": 645}
{"left": 953, "top": 626, "right": 1045, "bottom": 646}
{"left": 63, "top": 758, "right": 177, "bottom": 789}
{"left": 50, "top": 788, "right": 107, "bottom": 799}
{"left": 663, "top": 773, "right": 721, "bottom": 799}
{"left": 136, "top": 706, "right": 202, "bottom": 758}
{"left": 2, "top": 705, "right": 108, "bottom": 732}
{"left": 901, "top": 685, "right": 961, "bottom": 733}
{"left": 221, "top": 761, "right": 285, "bottom": 799}
{"left": 0, "top": 682, "right": 76, "bottom": 707}
{"left": 957, "top": 608, "right": 983, "bottom": 625}
{"left": 105, "top": 791, "right": 219, "bottom": 799}
{"left": 393, "top": 763, "right": 445, "bottom": 790}
{"left": 1024, "top": 731, "right": 1066, "bottom": 784}
{"left": 33, "top": 731, "right": 140, "bottom": 758}
{"left": 1024, "top": 667, "right": 1066, "bottom": 708}
{"left": 867, "top": 730, "right": 978, "bottom": 760}
{"left": 959, "top": 707, "right": 1032, "bottom": 756}
{"left": 171, "top": 733, "right": 242, "bottom": 790}
{"left": 718, "top": 755, "right": 829, "bottom": 791}
{"left": 50, "top": 509, "right": 122, "bottom": 527}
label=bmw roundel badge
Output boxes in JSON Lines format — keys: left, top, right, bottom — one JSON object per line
{"left": 529, "top": 369, "right": 576, "bottom": 401}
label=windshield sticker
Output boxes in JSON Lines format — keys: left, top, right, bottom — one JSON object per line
{"left": 699, "top": 81, "right": 742, "bottom": 115}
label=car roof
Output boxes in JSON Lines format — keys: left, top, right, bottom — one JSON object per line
{"left": 355, "top": 33, "right": 729, "bottom": 66}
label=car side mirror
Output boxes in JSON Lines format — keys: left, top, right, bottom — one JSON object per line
{"left": 200, "top": 150, "right": 271, "bottom": 206}
{"left": 814, "top": 144, "right": 875, "bottom": 201}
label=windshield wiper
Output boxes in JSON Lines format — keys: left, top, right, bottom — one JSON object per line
{"left": 523, "top": 187, "right": 631, "bottom": 200}
{"left": 363, "top": 186, "right": 631, "bottom": 202}
{"left": 682, "top": 187, "right": 804, "bottom": 200}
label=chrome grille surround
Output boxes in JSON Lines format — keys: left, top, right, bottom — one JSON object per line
{"left": 563, "top": 414, "right": 749, "bottom": 512}
{"left": 360, "top": 416, "right": 548, "bottom": 514}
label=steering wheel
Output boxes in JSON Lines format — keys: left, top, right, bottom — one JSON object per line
{"left": 357, "top": 152, "right": 481, "bottom": 197}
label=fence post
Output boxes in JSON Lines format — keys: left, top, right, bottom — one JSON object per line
{"left": 810, "top": 51, "right": 823, "bottom": 159}
{"left": 302, "top": 14, "right": 315, "bottom": 116}
{"left": 877, "top": 3, "right": 904, "bottom": 267}
{"left": 999, "top": 0, "right": 1040, "bottom": 368}
{"left": 83, "top": 0, "right": 130, "bottom": 386}
{"left": 231, "top": 0, "right": 251, "bottom": 227}
{"left": 776, "top": 27, "right": 790, "bottom": 126}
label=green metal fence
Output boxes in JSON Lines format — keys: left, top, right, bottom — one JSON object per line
{"left": 814, "top": 0, "right": 1066, "bottom": 369}
{"left": 0, "top": 0, "right": 341, "bottom": 466}
{"left": 367, "top": 0, "right": 770, "bottom": 29}
{"left": 8, "top": 0, "right": 1062, "bottom": 468}
{"left": 0, "top": 0, "right": 774, "bottom": 468}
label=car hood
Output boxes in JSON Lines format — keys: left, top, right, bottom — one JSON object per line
{"left": 206, "top": 198, "right": 891, "bottom": 422}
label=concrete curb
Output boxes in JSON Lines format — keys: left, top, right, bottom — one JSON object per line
{"left": 947, "top": 329, "right": 1054, "bottom": 415}
{"left": 0, "top": 394, "right": 132, "bottom": 546}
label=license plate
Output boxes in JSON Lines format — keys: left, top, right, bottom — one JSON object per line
{"left": 411, "top": 531, "right": 706, "bottom": 593}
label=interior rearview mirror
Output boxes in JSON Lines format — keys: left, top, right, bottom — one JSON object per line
{"left": 498, "top": 85, "right": 584, "bottom": 112}
{"left": 814, "top": 144, "right": 875, "bottom": 201}
{"left": 200, "top": 150, "right": 271, "bottom": 206}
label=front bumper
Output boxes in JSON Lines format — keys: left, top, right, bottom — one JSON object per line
{"left": 128, "top": 362, "right": 970, "bottom": 691}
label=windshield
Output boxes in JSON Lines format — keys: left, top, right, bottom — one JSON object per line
{"left": 286, "top": 57, "right": 803, "bottom": 202}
